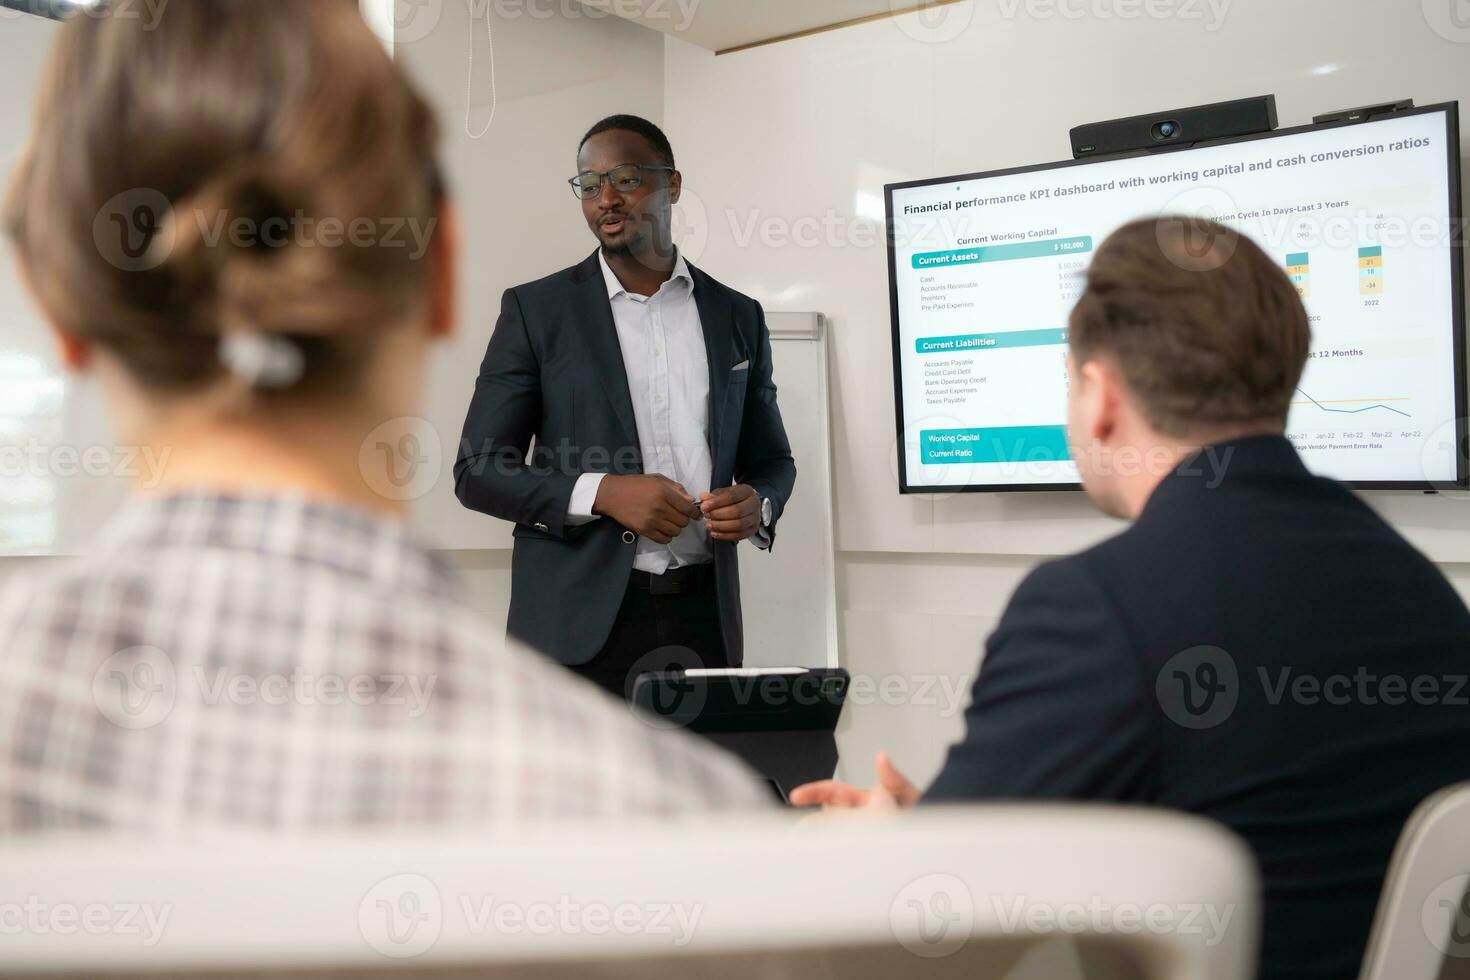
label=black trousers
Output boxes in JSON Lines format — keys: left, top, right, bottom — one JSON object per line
{"left": 571, "top": 569, "right": 730, "bottom": 699}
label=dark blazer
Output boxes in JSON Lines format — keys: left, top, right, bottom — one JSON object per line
{"left": 454, "top": 251, "right": 797, "bottom": 667}
{"left": 925, "top": 436, "right": 1470, "bottom": 980}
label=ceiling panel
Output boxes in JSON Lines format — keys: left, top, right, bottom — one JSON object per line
{"left": 581, "top": 0, "right": 960, "bottom": 54}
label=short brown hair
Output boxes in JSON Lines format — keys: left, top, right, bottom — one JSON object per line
{"left": 1069, "top": 216, "right": 1310, "bottom": 438}
{"left": 4, "top": 0, "right": 443, "bottom": 398}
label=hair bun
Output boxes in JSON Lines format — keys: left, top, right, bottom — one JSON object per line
{"left": 163, "top": 162, "right": 387, "bottom": 343}
{"left": 7, "top": 0, "right": 442, "bottom": 399}
{"left": 163, "top": 162, "right": 307, "bottom": 290}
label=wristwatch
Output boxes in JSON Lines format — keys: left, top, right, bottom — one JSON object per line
{"left": 760, "top": 496, "right": 774, "bottom": 529}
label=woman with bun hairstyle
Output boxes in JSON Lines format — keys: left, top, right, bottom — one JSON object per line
{"left": 0, "top": 0, "right": 766, "bottom": 830}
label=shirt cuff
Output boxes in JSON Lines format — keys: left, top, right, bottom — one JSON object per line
{"left": 566, "top": 473, "right": 607, "bottom": 527}
{"left": 752, "top": 527, "right": 772, "bottom": 550}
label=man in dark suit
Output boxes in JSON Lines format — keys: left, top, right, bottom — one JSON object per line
{"left": 793, "top": 217, "right": 1470, "bottom": 980}
{"left": 455, "top": 115, "right": 796, "bottom": 696}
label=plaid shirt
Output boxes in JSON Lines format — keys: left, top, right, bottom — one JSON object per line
{"left": 0, "top": 493, "right": 769, "bottom": 831}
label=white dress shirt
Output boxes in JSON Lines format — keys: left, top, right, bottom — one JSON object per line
{"left": 567, "top": 251, "right": 715, "bottom": 574}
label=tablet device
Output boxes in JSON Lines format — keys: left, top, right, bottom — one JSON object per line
{"left": 630, "top": 668, "right": 849, "bottom": 801}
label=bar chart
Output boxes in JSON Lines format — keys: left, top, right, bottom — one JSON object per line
{"left": 1358, "top": 246, "right": 1383, "bottom": 295}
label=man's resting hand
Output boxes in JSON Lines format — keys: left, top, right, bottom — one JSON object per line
{"left": 594, "top": 474, "right": 701, "bottom": 545}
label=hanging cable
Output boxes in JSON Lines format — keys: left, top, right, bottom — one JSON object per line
{"left": 465, "top": 3, "right": 497, "bottom": 139}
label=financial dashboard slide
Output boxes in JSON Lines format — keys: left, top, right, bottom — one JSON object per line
{"left": 887, "top": 105, "right": 1463, "bottom": 491}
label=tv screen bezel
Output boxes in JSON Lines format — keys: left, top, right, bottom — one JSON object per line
{"left": 885, "top": 101, "right": 1466, "bottom": 495}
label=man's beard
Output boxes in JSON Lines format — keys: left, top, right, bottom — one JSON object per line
{"left": 602, "top": 237, "right": 636, "bottom": 257}
{"left": 602, "top": 218, "right": 676, "bottom": 259}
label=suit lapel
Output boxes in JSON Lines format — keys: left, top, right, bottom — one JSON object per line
{"left": 570, "top": 251, "right": 640, "bottom": 452}
{"left": 691, "top": 263, "right": 734, "bottom": 468}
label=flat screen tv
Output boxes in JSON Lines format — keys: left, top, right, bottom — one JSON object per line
{"left": 886, "top": 103, "right": 1465, "bottom": 493}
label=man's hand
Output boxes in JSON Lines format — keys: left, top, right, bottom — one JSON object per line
{"left": 789, "top": 753, "right": 922, "bottom": 811}
{"left": 594, "top": 475, "right": 700, "bottom": 544}
{"left": 700, "top": 484, "right": 762, "bottom": 543}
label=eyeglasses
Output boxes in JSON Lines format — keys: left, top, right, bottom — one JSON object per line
{"left": 568, "top": 164, "right": 674, "bottom": 200}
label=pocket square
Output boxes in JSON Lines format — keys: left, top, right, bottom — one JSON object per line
{"left": 731, "top": 360, "right": 750, "bottom": 372}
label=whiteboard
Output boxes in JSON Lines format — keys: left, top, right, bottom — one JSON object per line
{"left": 742, "top": 313, "right": 838, "bottom": 670}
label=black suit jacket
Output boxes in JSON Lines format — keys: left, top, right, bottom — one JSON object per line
{"left": 926, "top": 436, "right": 1470, "bottom": 980}
{"left": 454, "top": 251, "right": 797, "bottom": 666}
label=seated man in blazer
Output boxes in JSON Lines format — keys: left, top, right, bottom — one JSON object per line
{"left": 455, "top": 115, "right": 796, "bottom": 696}
{"left": 793, "top": 218, "right": 1470, "bottom": 980}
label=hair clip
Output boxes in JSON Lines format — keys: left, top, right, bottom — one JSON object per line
{"left": 219, "top": 330, "right": 306, "bottom": 389}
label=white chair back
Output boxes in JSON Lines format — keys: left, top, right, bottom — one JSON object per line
{"left": 0, "top": 805, "right": 1258, "bottom": 980}
{"left": 1359, "top": 782, "right": 1470, "bottom": 980}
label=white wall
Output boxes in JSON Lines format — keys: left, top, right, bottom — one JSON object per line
{"left": 398, "top": 1, "right": 667, "bottom": 552}
{"left": 0, "top": 1, "right": 664, "bottom": 560}
{"left": 660, "top": 0, "right": 1470, "bottom": 784}
{"left": 0, "top": 11, "right": 73, "bottom": 561}
{"left": 0, "top": 5, "right": 665, "bottom": 635}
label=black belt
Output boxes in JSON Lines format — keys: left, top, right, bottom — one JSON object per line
{"left": 629, "top": 563, "right": 714, "bottom": 596}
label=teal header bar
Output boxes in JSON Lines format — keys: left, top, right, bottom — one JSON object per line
{"left": 912, "top": 236, "right": 1093, "bottom": 270}
{"left": 917, "top": 328, "right": 1068, "bottom": 354}
{"left": 1359, "top": 245, "right": 1382, "bottom": 257}
{"left": 1285, "top": 252, "right": 1310, "bottom": 266}
{"left": 920, "top": 425, "right": 1072, "bottom": 465}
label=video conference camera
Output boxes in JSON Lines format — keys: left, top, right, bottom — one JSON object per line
{"left": 1071, "top": 95, "right": 1279, "bottom": 159}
